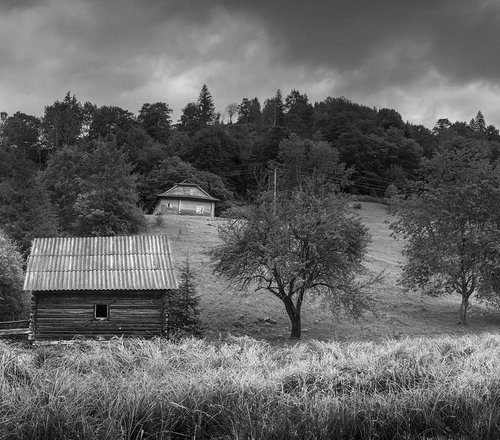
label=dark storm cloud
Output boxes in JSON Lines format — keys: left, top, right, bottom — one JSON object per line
{"left": 0, "top": 0, "right": 44, "bottom": 12}
{"left": 1, "top": 0, "right": 500, "bottom": 127}
{"left": 216, "top": 0, "right": 500, "bottom": 85}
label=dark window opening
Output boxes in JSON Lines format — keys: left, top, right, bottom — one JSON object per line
{"left": 95, "top": 304, "right": 109, "bottom": 319}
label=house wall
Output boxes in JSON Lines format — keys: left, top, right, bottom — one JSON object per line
{"left": 32, "top": 290, "right": 168, "bottom": 340}
{"left": 159, "top": 198, "right": 214, "bottom": 216}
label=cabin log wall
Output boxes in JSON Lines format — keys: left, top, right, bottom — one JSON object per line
{"left": 33, "top": 290, "right": 168, "bottom": 340}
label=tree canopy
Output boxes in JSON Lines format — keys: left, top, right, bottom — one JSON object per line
{"left": 390, "top": 140, "right": 500, "bottom": 324}
{"left": 212, "top": 185, "right": 373, "bottom": 339}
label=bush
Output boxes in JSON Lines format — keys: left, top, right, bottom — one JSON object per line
{"left": 384, "top": 183, "right": 399, "bottom": 199}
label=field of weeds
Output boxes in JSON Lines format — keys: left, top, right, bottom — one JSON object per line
{"left": 2, "top": 334, "right": 500, "bottom": 439}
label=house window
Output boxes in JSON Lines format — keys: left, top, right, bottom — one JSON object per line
{"left": 196, "top": 206, "right": 204, "bottom": 214}
{"left": 167, "top": 202, "right": 172, "bottom": 208}
{"left": 95, "top": 304, "right": 109, "bottom": 319}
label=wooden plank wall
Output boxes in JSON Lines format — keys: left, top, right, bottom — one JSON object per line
{"left": 33, "top": 290, "right": 167, "bottom": 340}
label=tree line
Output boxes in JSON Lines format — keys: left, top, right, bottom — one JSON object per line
{"left": 2, "top": 85, "right": 500, "bottom": 329}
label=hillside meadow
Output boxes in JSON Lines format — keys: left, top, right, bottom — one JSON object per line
{"left": 3, "top": 202, "right": 500, "bottom": 438}
{"left": 146, "top": 202, "right": 500, "bottom": 342}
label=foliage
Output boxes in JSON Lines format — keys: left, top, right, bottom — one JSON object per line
{"left": 262, "top": 89, "right": 285, "bottom": 126}
{"left": 182, "top": 126, "right": 242, "bottom": 176}
{"left": 277, "top": 134, "right": 353, "bottom": 192}
{"left": 179, "top": 85, "right": 217, "bottom": 134}
{"left": 384, "top": 183, "right": 399, "bottom": 199}
{"left": 224, "top": 102, "right": 238, "bottom": 124}
{"left": 137, "top": 102, "right": 172, "bottom": 144}
{"left": 197, "top": 84, "right": 217, "bottom": 126}
{"left": 237, "top": 97, "right": 262, "bottom": 126}
{"left": 0, "top": 168, "right": 59, "bottom": 255}
{"left": 390, "top": 143, "right": 500, "bottom": 324}
{"left": 283, "top": 89, "right": 314, "bottom": 138}
{"left": 87, "top": 105, "right": 136, "bottom": 140}
{"left": 41, "top": 92, "right": 84, "bottom": 149}
{"left": 165, "top": 259, "right": 202, "bottom": 337}
{"left": 43, "top": 141, "right": 144, "bottom": 236}
{"left": 72, "top": 141, "right": 144, "bottom": 236}
{"left": 115, "top": 126, "right": 168, "bottom": 175}
{"left": 212, "top": 185, "right": 373, "bottom": 339}
{"left": 0, "top": 230, "right": 24, "bottom": 320}
{"left": 42, "top": 145, "right": 89, "bottom": 234}
{"left": 178, "top": 102, "right": 201, "bottom": 136}
{"left": 1, "top": 112, "right": 43, "bottom": 165}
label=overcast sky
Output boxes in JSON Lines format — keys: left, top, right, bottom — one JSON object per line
{"left": 1, "top": 0, "right": 500, "bottom": 129}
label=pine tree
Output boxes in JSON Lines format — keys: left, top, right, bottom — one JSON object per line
{"left": 474, "top": 110, "right": 486, "bottom": 135}
{"left": 197, "top": 84, "right": 216, "bottom": 126}
{"left": 166, "top": 258, "right": 202, "bottom": 338}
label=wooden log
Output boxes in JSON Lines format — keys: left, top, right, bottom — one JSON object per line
{"left": 0, "top": 328, "right": 31, "bottom": 336}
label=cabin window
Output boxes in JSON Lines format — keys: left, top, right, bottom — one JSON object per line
{"left": 196, "top": 206, "right": 204, "bottom": 214}
{"left": 94, "top": 304, "right": 109, "bottom": 319}
{"left": 167, "top": 202, "right": 172, "bottom": 208}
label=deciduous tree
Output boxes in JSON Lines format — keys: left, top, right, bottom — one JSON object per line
{"left": 212, "top": 185, "right": 373, "bottom": 339}
{"left": 0, "top": 230, "right": 25, "bottom": 320}
{"left": 0, "top": 168, "right": 59, "bottom": 255}
{"left": 390, "top": 142, "right": 500, "bottom": 324}
{"left": 73, "top": 141, "right": 144, "bottom": 236}
{"left": 225, "top": 103, "right": 238, "bottom": 124}
{"left": 137, "top": 102, "right": 172, "bottom": 144}
{"left": 41, "top": 92, "right": 84, "bottom": 149}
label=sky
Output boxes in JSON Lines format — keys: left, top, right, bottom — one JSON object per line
{"left": 1, "top": 0, "right": 500, "bottom": 129}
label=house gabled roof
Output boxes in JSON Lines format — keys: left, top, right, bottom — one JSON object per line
{"left": 24, "top": 235, "right": 178, "bottom": 291}
{"left": 157, "top": 179, "right": 219, "bottom": 202}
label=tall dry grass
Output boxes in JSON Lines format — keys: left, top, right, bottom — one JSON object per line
{"left": 2, "top": 334, "right": 500, "bottom": 439}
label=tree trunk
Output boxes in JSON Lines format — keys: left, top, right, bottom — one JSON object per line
{"left": 459, "top": 295, "right": 469, "bottom": 325}
{"left": 283, "top": 297, "right": 301, "bottom": 340}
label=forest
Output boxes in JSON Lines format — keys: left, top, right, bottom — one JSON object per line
{"left": 1, "top": 84, "right": 500, "bottom": 321}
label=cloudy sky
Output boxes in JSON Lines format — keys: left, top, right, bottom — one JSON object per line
{"left": 1, "top": 0, "right": 500, "bottom": 128}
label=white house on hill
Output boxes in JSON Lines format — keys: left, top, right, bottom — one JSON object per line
{"left": 154, "top": 180, "right": 219, "bottom": 217}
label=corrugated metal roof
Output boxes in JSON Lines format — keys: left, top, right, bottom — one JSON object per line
{"left": 158, "top": 182, "right": 219, "bottom": 202}
{"left": 24, "top": 235, "right": 178, "bottom": 291}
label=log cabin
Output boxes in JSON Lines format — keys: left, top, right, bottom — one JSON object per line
{"left": 23, "top": 235, "right": 178, "bottom": 340}
{"left": 154, "top": 180, "right": 219, "bottom": 217}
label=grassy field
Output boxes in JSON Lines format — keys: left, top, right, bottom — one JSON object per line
{"left": 3, "top": 205, "right": 500, "bottom": 439}
{"left": 2, "top": 335, "right": 500, "bottom": 439}
{"left": 146, "top": 202, "right": 500, "bottom": 342}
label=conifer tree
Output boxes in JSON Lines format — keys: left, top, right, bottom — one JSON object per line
{"left": 166, "top": 258, "right": 202, "bottom": 338}
{"left": 197, "top": 84, "right": 216, "bottom": 126}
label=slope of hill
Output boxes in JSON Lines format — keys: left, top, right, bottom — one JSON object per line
{"left": 146, "top": 202, "right": 500, "bottom": 342}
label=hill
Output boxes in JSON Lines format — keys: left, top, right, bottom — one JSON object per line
{"left": 146, "top": 202, "right": 500, "bottom": 342}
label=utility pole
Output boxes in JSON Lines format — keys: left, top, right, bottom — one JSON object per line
{"left": 273, "top": 166, "right": 277, "bottom": 216}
